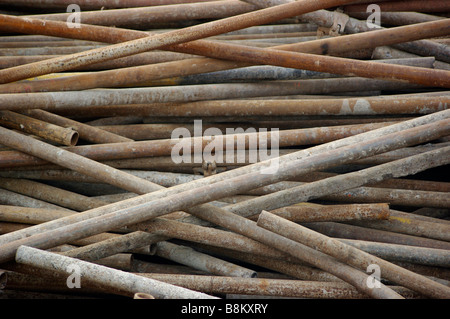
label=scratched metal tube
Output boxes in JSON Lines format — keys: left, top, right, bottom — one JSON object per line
{"left": 22, "top": 109, "right": 133, "bottom": 144}
{"left": 0, "top": 122, "right": 394, "bottom": 168}
{"left": 256, "top": 210, "right": 450, "bottom": 299}
{"left": 0, "top": 205, "right": 73, "bottom": 225}
{"left": 0, "top": 110, "right": 78, "bottom": 146}
{"left": 97, "top": 95, "right": 449, "bottom": 118}
{"left": 268, "top": 203, "right": 391, "bottom": 223}
{"left": 322, "top": 187, "right": 450, "bottom": 209}
{"left": 0, "top": 0, "right": 356, "bottom": 84}
{"left": 127, "top": 57, "right": 435, "bottom": 87}
{"left": 27, "top": 0, "right": 257, "bottom": 28}
{"left": 0, "top": 79, "right": 419, "bottom": 111}
{"left": 0, "top": 188, "right": 75, "bottom": 212}
{"left": 140, "top": 274, "right": 418, "bottom": 299}
{"left": 14, "top": 245, "right": 217, "bottom": 299}
{"left": 154, "top": 241, "right": 257, "bottom": 278}
{"left": 0, "top": 110, "right": 448, "bottom": 252}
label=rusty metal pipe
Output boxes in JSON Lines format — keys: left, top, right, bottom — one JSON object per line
{"left": 15, "top": 245, "right": 218, "bottom": 299}
{"left": 256, "top": 210, "right": 450, "bottom": 299}
{"left": 268, "top": 203, "right": 391, "bottom": 223}
{"left": 0, "top": 110, "right": 78, "bottom": 146}
{"left": 154, "top": 241, "right": 257, "bottom": 277}
{"left": 26, "top": 0, "right": 257, "bottom": 28}
{"left": 305, "top": 222, "right": 450, "bottom": 250}
{"left": 0, "top": 188, "right": 75, "bottom": 212}
{"left": 139, "top": 273, "right": 416, "bottom": 299}
{"left": 22, "top": 109, "right": 133, "bottom": 144}
{"left": 0, "top": 79, "right": 418, "bottom": 111}
{"left": 60, "top": 231, "right": 157, "bottom": 262}
{"left": 90, "top": 96, "right": 449, "bottom": 118}
{"left": 0, "top": 0, "right": 356, "bottom": 84}
{"left": 0, "top": 177, "right": 107, "bottom": 211}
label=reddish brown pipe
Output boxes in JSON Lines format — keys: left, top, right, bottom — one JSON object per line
{"left": 26, "top": 0, "right": 257, "bottom": 28}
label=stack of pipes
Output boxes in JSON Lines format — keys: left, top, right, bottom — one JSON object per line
{"left": 0, "top": 0, "right": 449, "bottom": 301}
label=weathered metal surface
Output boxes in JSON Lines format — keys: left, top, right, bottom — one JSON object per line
{"left": 0, "top": 110, "right": 79, "bottom": 146}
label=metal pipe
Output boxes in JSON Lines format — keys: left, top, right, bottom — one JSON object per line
{"left": 139, "top": 273, "right": 417, "bottom": 299}
{"left": 154, "top": 241, "right": 257, "bottom": 278}
{"left": 0, "top": 188, "right": 74, "bottom": 212}
{"left": 86, "top": 95, "right": 449, "bottom": 118}
{"left": 60, "top": 231, "right": 157, "bottom": 262}
{"left": 14, "top": 245, "right": 218, "bottom": 299}
{"left": 339, "top": 239, "right": 450, "bottom": 268}
{"left": 195, "top": 244, "right": 342, "bottom": 282}
{"left": 268, "top": 203, "right": 391, "bottom": 223}
{"left": 22, "top": 109, "right": 133, "bottom": 143}
{"left": 304, "top": 222, "right": 450, "bottom": 250}
{"left": 26, "top": 0, "right": 257, "bottom": 28}
{"left": 0, "top": 78, "right": 419, "bottom": 111}
{"left": 0, "top": 110, "right": 78, "bottom": 146}
{"left": 256, "top": 210, "right": 450, "bottom": 299}
{"left": 0, "top": 178, "right": 107, "bottom": 211}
